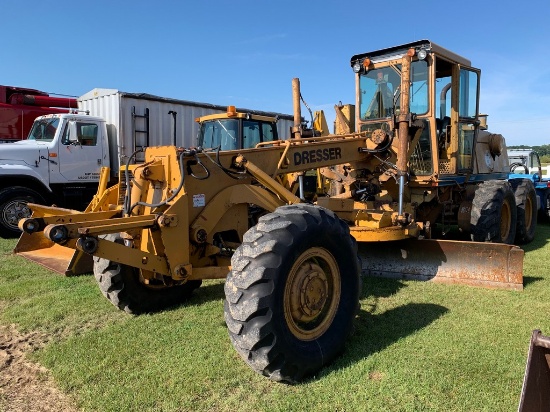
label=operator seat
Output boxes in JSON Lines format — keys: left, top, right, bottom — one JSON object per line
{"left": 437, "top": 116, "right": 451, "bottom": 149}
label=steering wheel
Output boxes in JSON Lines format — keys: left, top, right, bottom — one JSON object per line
{"left": 510, "top": 162, "right": 529, "bottom": 174}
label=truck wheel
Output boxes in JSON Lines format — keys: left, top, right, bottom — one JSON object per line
{"left": 0, "top": 186, "right": 45, "bottom": 238}
{"left": 224, "top": 204, "right": 360, "bottom": 383}
{"left": 510, "top": 179, "right": 537, "bottom": 244}
{"left": 470, "top": 181, "right": 517, "bottom": 244}
{"left": 93, "top": 233, "right": 202, "bottom": 314}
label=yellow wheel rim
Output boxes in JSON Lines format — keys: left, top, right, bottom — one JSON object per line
{"left": 500, "top": 199, "right": 512, "bottom": 240}
{"left": 284, "top": 247, "right": 341, "bottom": 341}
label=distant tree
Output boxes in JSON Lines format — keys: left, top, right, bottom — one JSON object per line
{"left": 508, "top": 144, "right": 550, "bottom": 157}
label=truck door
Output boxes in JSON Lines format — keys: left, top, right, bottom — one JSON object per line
{"left": 53, "top": 120, "right": 103, "bottom": 183}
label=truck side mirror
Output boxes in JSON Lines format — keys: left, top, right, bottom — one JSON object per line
{"left": 67, "top": 121, "right": 80, "bottom": 145}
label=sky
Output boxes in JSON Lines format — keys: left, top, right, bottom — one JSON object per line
{"left": 2, "top": 0, "right": 550, "bottom": 146}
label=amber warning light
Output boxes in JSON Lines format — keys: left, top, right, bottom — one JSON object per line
{"left": 227, "top": 106, "right": 237, "bottom": 117}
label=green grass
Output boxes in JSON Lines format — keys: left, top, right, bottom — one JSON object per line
{"left": 1, "top": 225, "right": 550, "bottom": 411}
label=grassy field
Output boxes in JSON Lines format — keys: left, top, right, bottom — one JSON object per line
{"left": 1, "top": 224, "right": 550, "bottom": 411}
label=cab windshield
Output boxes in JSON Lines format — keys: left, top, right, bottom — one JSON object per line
{"left": 27, "top": 118, "right": 60, "bottom": 141}
{"left": 359, "top": 60, "right": 429, "bottom": 120}
{"left": 199, "top": 119, "right": 238, "bottom": 151}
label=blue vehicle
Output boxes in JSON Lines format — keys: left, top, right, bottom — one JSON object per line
{"left": 508, "top": 149, "right": 550, "bottom": 221}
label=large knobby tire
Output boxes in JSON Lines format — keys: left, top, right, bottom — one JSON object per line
{"left": 0, "top": 186, "right": 46, "bottom": 238}
{"left": 510, "top": 179, "right": 537, "bottom": 244}
{"left": 93, "top": 233, "right": 202, "bottom": 314}
{"left": 224, "top": 204, "right": 360, "bottom": 383}
{"left": 470, "top": 181, "right": 517, "bottom": 244}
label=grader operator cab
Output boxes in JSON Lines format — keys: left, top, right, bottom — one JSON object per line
{"left": 196, "top": 106, "right": 280, "bottom": 151}
{"left": 15, "top": 40, "right": 529, "bottom": 383}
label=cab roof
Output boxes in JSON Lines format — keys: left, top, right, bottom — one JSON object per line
{"left": 197, "top": 111, "right": 277, "bottom": 123}
{"left": 350, "top": 39, "right": 471, "bottom": 67}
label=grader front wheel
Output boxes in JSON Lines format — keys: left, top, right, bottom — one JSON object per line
{"left": 224, "top": 204, "right": 360, "bottom": 383}
{"left": 284, "top": 247, "right": 341, "bottom": 341}
{"left": 93, "top": 233, "right": 202, "bottom": 314}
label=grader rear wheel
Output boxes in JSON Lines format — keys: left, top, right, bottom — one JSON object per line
{"left": 510, "top": 179, "right": 537, "bottom": 244}
{"left": 93, "top": 233, "right": 202, "bottom": 314}
{"left": 224, "top": 204, "right": 360, "bottom": 383}
{"left": 470, "top": 181, "right": 517, "bottom": 244}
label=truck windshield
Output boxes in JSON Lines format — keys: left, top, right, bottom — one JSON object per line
{"left": 28, "top": 118, "right": 60, "bottom": 142}
{"left": 199, "top": 119, "right": 238, "bottom": 151}
{"left": 360, "top": 60, "right": 428, "bottom": 120}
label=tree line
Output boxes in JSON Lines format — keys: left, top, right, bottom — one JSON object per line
{"left": 508, "top": 144, "right": 550, "bottom": 156}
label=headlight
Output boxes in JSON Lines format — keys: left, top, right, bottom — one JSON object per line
{"left": 417, "top": 49, "right": 428, "bottom": 60}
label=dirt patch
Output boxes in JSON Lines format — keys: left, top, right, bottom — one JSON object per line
{"left": 0, "top": 324, "right": 79, "bottom": 412}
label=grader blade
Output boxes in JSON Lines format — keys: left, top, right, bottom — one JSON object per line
{"left": 518, "top": 330, "right": 550, "bottom": 412}
{"left": 14, "top": 231, "right": 93, "bottom": 276}
{"left": 358, "top": 239, "right": 524, "bottom": 290}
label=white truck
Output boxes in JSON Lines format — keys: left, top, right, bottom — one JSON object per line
{"left": 0, "top": 89, "right": 294, "bottom": 237}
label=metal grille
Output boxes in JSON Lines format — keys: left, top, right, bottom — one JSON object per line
{"left": 439, "top": 160, "right": 452, "bottom": 174}
{"left": 410, "top": 144, "right": 432, "bottom": 175}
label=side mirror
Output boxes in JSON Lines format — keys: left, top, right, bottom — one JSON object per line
{"left": 67, "top": 121, "right": 80, "bottom": 145}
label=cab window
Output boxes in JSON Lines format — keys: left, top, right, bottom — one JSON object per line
{"left": 243, "top": 120, "right": 277, "bottom": 148}
{"left": 200, "top": 119, "right": 238, "bottom": 151}
{"left": 359, "top": 60, "right": 428, "bottom": 119}
{"left": 459, "top": 69, "right": 478, "bottom": 119}
{"left": 61, "top": 122, "right": 98, "bottom": 146}
{"left": 28, "top": 118, "right": 59, "bottom": 141}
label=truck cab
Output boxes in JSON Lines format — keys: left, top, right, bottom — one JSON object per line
{"left": 197, "top": 106, "right": 279, "bottom": 150}
{"left": 508, "top": 149, "right": 544, "bottom": 176}
{"left": 25, "top": 114, "right": 109, "bottom": 183}
{"left": 0, "top": 113, "right": 109, "bottom": 237}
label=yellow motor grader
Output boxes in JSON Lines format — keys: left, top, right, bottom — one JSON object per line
{"left": 15, "top": 40, "right": 530, "bottom": 383}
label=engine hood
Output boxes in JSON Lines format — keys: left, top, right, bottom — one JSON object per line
{"left": 0, "top": 140, "right": 48, "bottom": 167}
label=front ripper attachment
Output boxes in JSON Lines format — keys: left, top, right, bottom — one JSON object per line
{"left": 15, "top": 231, "right": 92, "bottom": 276}
{"left": 13, "top": 204, "right": 94, "bottom": 276}
{"left": 518, "top": 330, "right": 550, "bottom": 412}
{"left": 14, "top": 166, "right": 116, "bottom": 276}
{"left": 359, "top": 238, "right": 524, "bottom": 290}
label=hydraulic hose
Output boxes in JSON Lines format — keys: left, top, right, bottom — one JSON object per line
{"left": 123, "top": 148, "right": 144, "bottom": 217}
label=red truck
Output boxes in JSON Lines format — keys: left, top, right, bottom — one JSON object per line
{"left": 0, "top": 85, "right": 77, "bottom": 142}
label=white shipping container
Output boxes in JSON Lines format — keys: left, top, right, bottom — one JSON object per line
{"left": 78, "top": 88, "right": 295, "bottom": 168}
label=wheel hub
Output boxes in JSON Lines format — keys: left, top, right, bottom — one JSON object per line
{"left": 284, "top": 247, "right": 341, "bottom": 341}
{"left": 294, "top": 263, "right": 328, "bottom": 320}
